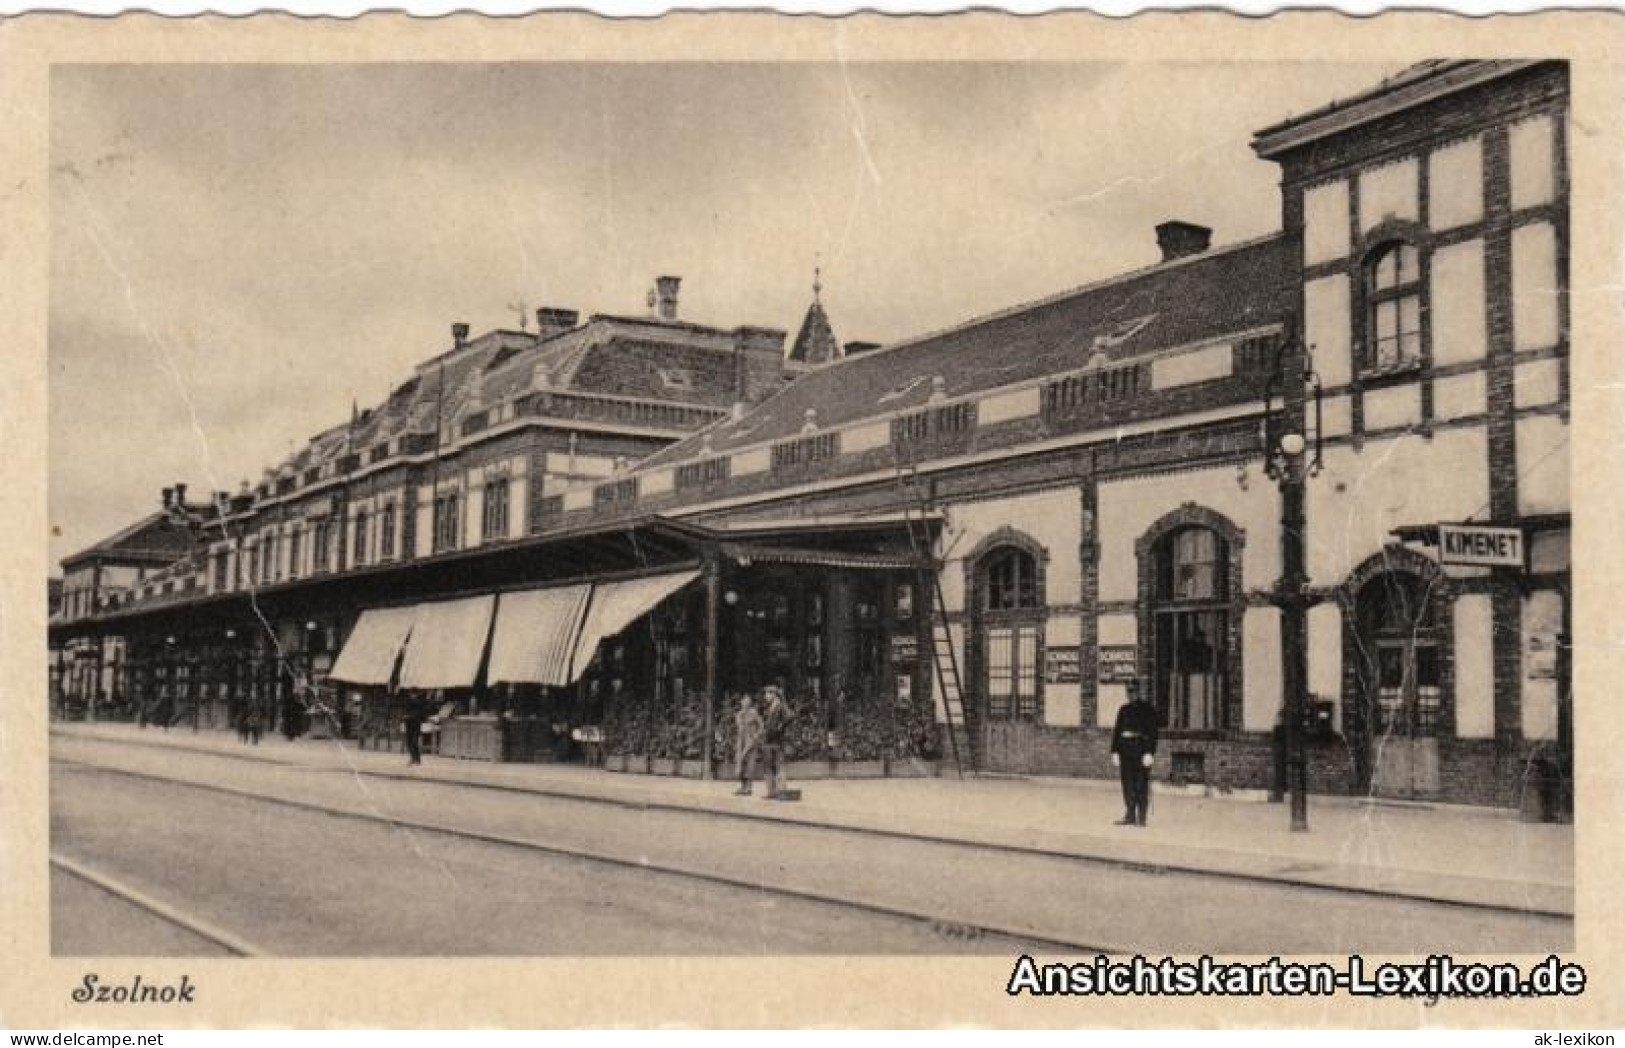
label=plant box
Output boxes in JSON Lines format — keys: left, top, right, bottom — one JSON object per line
{"left": 649, "top": 756, "right": 679, "bottom": 776}
{"left": 834, "top": 760, "right": 887, "bottom": 779}
{"left": 676, "top": 759, "right": 708, "bottom": 779}
{"left": 886, "top": 757, "right": 941, "bottom": 779}
{"left": 603, "top": 754, "right": 628, "bottom": 773}
{"left": 784, "top": 760, "right": 831, "bottom": 781}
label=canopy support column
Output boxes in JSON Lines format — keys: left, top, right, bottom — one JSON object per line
{"left": 702, "top": 547, "right": 723, "bottom": 781}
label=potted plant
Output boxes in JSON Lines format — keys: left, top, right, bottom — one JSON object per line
{"left": 834, "top": 700, "right": 890, "bottom": 778}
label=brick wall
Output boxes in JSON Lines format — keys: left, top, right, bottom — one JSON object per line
{"left": 1268, "top": 59, "right": 1570, "bottom": 806}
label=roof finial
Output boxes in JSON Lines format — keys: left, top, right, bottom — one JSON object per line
{"left": 813, "top": 255, "right": 823, "bottom": 303}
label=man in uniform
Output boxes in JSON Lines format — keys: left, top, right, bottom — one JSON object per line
{"left": 1110, "top": 683, "right": 1159, "bottom": 826}
{"left": 402, "top": 700, "right": 425, "bottom": 766}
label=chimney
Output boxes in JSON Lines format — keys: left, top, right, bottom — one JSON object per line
{"left": 844, "top": 341, "right": 881, "bottom": 356}
{"left": 653, "top": 275, "right": 681, "bottom": 321}
{"left": 535, "top": 307, "right": 580, "bottom": 340}
{"left": 452, "top": 322, "right": 471, "bottom": 348}
{"left": 174, "top": 483, "right": 188, "bottom": 507}
{"left": 1155, "top": 221, "right": 1213, "bottom": 263}
{"left": 161, "top": 487, "right": 174, "bottom": 510}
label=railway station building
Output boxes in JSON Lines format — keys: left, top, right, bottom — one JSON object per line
{"left": 50, "top": 60, "right": 1570, "bottom": 810}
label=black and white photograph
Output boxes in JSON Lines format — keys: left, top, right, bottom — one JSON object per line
{"left": 8, "top": 12, "right": 1619, "bottom": 1030}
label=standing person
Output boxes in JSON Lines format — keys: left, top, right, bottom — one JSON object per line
{"left": 244, "top": 700, "right": 262, "bottom": 746}
{"left": 1110, "top": 683, "right": 1159, "bottom": 826}
{"left": 732, "top": 694, "right": 764, "bottom": 796}
{"left": 402, "top": 701, "right": 424, "bottom": 766}
{"left": 759, "top": 683, "right": 796, "bottom": 801}
{"left": 281, "top": 686, "right": 300, "bottom": 741}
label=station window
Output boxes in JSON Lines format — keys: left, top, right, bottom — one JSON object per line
{"left": 1152, "top": 526, "right": 1230, "bottom": 731}
{"left": 1363, "top": 240, "right": 1425, "bottom": 375}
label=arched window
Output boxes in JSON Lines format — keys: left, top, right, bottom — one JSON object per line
{"left": 1365, "top": 240, "right": 1423, "bottom": 372}
{"left": 379, "top": 503, "right": 396, "bottom": 560}
{"left": 974, "top": 543, "right": 1043, "bottom": 722}
{"left": 353, "top": 510, "right": 369, "bottom": 566}
{"left": 433, "top": 492, "right": 461, "bottom": 553}
{"left": 1152, "top": 525, "right": 1230, "bottom": 730}
{"left": 314, "top": 520, "right": 332, "bottom": 572}
{"left": 983, "top": 546, "right": 1040, "bottom": 611}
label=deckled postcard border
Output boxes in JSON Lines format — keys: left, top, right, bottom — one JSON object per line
{"left": 2, "top": 11, "right": 1622, "bottom": 1029}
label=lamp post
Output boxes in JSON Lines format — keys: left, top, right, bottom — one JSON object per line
{"left": 1269, "top": 430, "right": 1311, "bottom": 832}
{"left": 1261, "top": 334, "right": 1321, "bottom": 833}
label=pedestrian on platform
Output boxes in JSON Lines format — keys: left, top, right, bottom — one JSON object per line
{"left": 733, "top": 693, "right": 764, "bottom": 796}
{"left": 244, "top": 702, "right": 262, "bottom": 746}
{"left": 1110, "top": 683, "right": 1159, "bottom": 827}
{"left": 760, "top": 683, "right": 795, "bottom": 800}
{"left": 403, "top": 703, "right": 425, "bottom": 766}
{"left": 281, "top": 689, "right": 301, "bottom": 742}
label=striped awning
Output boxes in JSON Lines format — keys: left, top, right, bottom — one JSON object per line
{"left": 486, "top": 584, "right": 592, "bottom": 688}
{"left": 568, "top": 569, "right": 700, "bottom": 684}
{"left": 328, "top": 605, "right": 418, "bottom": 686}
{"left": 397, "top": 594, "right": 496, "bottom": 691}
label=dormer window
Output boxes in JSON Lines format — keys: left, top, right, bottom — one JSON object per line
{"left": 1364, "top": 240, "right": 1424, "bottom": 374}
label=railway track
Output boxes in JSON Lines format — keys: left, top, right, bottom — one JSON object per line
{"left": 51, "top": 757, "right": 1119, "bottom": 955}
{"left": 51, "top": 851, "right": 263, "bottom": 957}
{"left": 51, "top": 728, "right": 1574, "bottom": 921}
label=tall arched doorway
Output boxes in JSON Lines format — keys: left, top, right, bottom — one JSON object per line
{"left": 1348, "top": 557, "right": 1449, "bottom": 799}
{"left": 967, "top": 534, "right": 1046, "bottom": 772}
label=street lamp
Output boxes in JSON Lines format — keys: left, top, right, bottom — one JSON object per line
{"left": 1261, "top": 334, "right": 1322, "bottom": 833}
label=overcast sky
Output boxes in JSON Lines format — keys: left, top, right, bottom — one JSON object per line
{"left": 49, "top": 60, "right": 1405, "bottom": 567}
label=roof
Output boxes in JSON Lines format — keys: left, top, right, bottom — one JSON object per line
{"left": 638, "top": 234, "right": 1294, "bottom": 467}
{"left": 61, "top": 511, "right": 200, "bottom": 569}
{"left": 787, "top": 299, "right": 841, "bottom": 367}
{"left": 1252, "top": 60, "right": 1547, "bottom": 159}
{"left": 292, "top": 316, "right": 771, "bottom": 472}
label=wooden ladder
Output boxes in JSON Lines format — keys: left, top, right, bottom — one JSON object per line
{"left": 897, "top": 461, "right": 973, "bottom": 778}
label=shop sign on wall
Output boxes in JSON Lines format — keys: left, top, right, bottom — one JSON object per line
{"left": 1098, "top": 645, "right": 1139, "bottom": 684}
{"left": 1439, "top": 524, "right": 1525, "bottom": 569}
{"left": 1045, "top": 646, "right": 1081, "bottom": 684}
{"left": 1526, "top": 634, "right": 1560, "bottom": 681}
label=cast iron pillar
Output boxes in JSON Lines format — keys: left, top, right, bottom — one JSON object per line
{"left": 702, "top": 548, "right": 723, "bottom": 781}
{"left": 1278, "top": 458, "right": 1310, "bottom": 832}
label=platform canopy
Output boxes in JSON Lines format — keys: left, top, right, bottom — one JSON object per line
{"left": 568, "top": 569, "right": 700, "bottom": 684}
{"left": 327, "top": 604, "right": 418, "bottom": 686}
{"left": 485, "top": 584, "right": 592, "bottom": 688}
{"left": 396, "top": 594, "right": 496, "bottom": 691}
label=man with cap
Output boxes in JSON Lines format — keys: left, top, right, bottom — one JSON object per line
{"left": 1110, "top": 682, "right": 1159, "bottom": 826}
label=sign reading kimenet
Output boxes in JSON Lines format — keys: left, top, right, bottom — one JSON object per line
{"left": 1439, "top": 524, "right": 1525, "bottom": 568}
